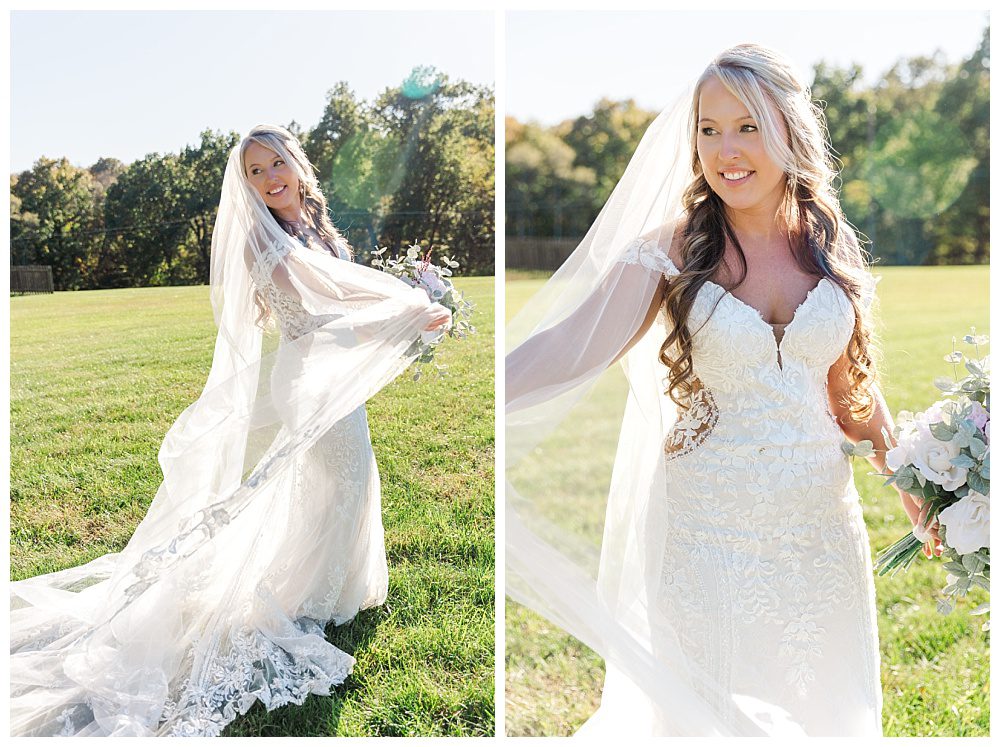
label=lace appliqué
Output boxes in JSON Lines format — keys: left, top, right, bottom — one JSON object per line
{"left": 652, "top": 269, "right": 880, "bottom": 713}
{"left": 160, "top": 622, "right": 353, "bottom": 737}
{"left": 249, "top": 239, "right": 341, "bottom": 342}
{"left": 664, "top": 381, "right": 718, "bottom": 461}
{"left": 620, "top": 237, "right": 680, "bottom": 277}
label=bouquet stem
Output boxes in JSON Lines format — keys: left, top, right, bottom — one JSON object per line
{"left": 875, "top": 532, "right": 925, "bottom": 576}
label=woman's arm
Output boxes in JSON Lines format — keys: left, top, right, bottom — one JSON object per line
{"left": 505, "top": 268, "right": 666, "bottom": 410}
{"left": 827, "top": 351, "right": 942, "bottom": 557}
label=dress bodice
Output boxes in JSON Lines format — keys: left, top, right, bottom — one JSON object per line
{"left": 250, "top": 237, "right": 348, "bottom": 341}
{"left": 623, "top": 236, "right": 856, "bottom": 414}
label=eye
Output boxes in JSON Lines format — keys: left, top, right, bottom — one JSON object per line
{"left": 741, "top": 124, "right": 758, "bottom": 133}
{"left": 700, "top": 127, "right": 718, "bottom": 136}
{"left": 274, "top": 159, "right": 284, "bottom": 167}
{"left": 250, "top": 167, "right": 261, "bottom": 175}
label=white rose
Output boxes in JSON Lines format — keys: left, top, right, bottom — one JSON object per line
{"left": 886, "top": 444, "right": 909, "bottom": 472}
{"left": 938, "top": 490, "right": 990, "bottom": 555}
{"left": 908, "top": 423, "right": 968, "bottom": 491}
{"left": 886, "top": 421, "right": 919, "bottom": 471}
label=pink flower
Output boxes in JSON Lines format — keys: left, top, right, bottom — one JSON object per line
{"left": 969, "top": 400, "right": 989, "bottom": 440}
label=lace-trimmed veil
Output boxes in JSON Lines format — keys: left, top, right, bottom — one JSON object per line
{"left": 505, "top": 84, "right": 805, "bottom": 735}
{"left": 10, "top": 141, "right": 444, "bottom": 735}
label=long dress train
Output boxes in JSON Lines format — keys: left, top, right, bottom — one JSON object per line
{"left": 10, "top": 237, "right": 429, "bottom": 736}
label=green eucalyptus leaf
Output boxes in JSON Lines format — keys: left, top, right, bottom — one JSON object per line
{"left": 853, "top": 440, "right": 874, "bottom": 458}
{"left": 930, "top": 422, "right": 954, "bottom": 441}
{"left": 934, "top": 376, "right": 956, "bottom": 392}
{"left": 971, "top": 576, "right": 990, "bottom": 590}
{"left": 962, "top": 554, "right": 985, "bottom": 573}
{"left": 967, "top": 471, "right": 988, "bottom": 494}
{"left": 950, "top": 454, "right": 976, "bottom": 468}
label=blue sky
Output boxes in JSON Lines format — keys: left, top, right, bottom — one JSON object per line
{"left": 10, "top": 10, "right": 495, "bottom": 172}
{"left": 507, "top": 10, "right": 989, "bottom": 124}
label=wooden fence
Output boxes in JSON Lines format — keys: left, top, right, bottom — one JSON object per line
{"left": 505, "top": 237, "right": 582, "bottom": 271}
{"left": 11, "top": 265, "right": 54, "bottom": 294}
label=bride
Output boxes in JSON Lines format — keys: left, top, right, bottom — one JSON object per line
{"left": 506, "top": 44, "right": 939, "bottom": 736}
{"left": 11, "top": 124, "right": 451, "bottom": 736}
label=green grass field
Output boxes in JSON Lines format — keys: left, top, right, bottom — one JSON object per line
{"left": 505, "top": 265, "right": 990, "bottom": 737}
{"left": 10, "top": 277, "right": 495, "bottom": 737}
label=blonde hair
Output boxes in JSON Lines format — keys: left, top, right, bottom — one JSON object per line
{"left": 660, "top": 43, "right": 879, "bottom": 422}
{"left": 239, "top": 124, "right": 353, "bottom": 326}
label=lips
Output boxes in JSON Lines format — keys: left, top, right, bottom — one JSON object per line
{"left": 719, "top": 170, "right": 754, "bottom": 186}
{"left": 266, "top": 185, "right": 287, "bottom": 196}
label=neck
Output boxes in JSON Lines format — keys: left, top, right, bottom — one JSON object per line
{"left": 723, "top": 204, "right": 791, "bottom": 249}
{"left": 274, "top": 204, "right": 305, "bottom": 225}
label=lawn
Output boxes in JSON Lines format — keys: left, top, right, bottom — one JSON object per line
{"left": 10, "top": 277, "right": 495, "bottom": 737}
{"left": 505, "top": 265, "right": 990, "bottom": 737}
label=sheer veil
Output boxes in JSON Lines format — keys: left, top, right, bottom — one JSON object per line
{"left": 11, "top": 141, "right": 446, "bottom": 736}
{"left": 506, "top": 85, "right": 803, "bottom": 736}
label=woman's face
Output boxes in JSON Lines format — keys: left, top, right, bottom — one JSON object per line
{"left": 696, "top": 75, "right": 788, "bottom": 218}
{"left": 243, "top": 141, "right": 301, "bottom": 221}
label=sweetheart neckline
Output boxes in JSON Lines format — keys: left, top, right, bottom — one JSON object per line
{"left": 701, "top": 277, "right": 832, "bottom": 373}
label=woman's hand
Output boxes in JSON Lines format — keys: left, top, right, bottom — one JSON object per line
{"left": 423, "top": 303, "right": 452, "bottom": 333}
{"left": 895, "top": 485, "right": 943, "bottom": 558}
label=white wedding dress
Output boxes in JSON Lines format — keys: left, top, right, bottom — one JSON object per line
{"left": 10, "top": 238, "right": 408, "bottom": 736}
{"left": 588, "top": 238, "right": 883, "bottom": 735}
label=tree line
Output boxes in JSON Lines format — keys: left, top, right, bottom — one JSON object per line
{"left": 506, "top": 28, "right": 989, "bottom": 265}
{"left": 10, "top": 67, "right": 495, "bottom": 290}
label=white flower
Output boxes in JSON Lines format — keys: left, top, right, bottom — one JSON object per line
{"left": 418, "top": 269, "right": 448, "bottom": 301}
{"left": 938, "top": 490, "right": 990, "bottom": 555}
{"left": 886, "top": 443, "right": 909, "bottom": 472}
{"left": 905, "top": 421, "right": 968, "bottom": 491}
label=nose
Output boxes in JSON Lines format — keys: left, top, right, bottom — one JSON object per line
{"left": 719, "top": 132, "right": 741, "bottom": 161}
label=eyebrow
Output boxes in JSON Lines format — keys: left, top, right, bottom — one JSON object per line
{"left": 245, "top": 156, "right": 283, "bottom": 168}
{"left": 698, "top": 115, "right": 755, "bottom": 124}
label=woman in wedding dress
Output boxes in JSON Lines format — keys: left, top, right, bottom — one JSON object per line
{"left": 10, "top": 124, "right": 451, "bottom": 736}
{"left": 506, "top": 44, "right": 939, "bottom": 737}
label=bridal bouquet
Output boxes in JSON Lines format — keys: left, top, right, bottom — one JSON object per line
{"left": 848, "top": 330, "right": 989, "bottom": 621}
{"left": 370, "top": 243, "right": 475, "bottom": 379}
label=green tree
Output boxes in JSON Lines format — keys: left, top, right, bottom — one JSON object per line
{"left": 560, "top": 98, "right": 656, "bottom": 202}
{"left": 175, "top": 129, "right": 240, "bottom": 283}
{"left": 926, "top": 26, "right": 990, "bottom": 264}
{"left": 102, "top": 153, "right": 187, "bottom": 287}
{"left": 10, "top": 158, "right": 101, "bottom": 289}
{"left": 506, "top": 119, "right": 596, "bottom": 238}
{"left": 371, "top": 68, "right": 495, "bottom": 272}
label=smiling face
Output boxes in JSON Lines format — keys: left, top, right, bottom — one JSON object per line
{"left": 242, "top": 141, "right": 301, "bottom": 222}
{"left": 696, "top": 74, "right": 788, "bottom": 218}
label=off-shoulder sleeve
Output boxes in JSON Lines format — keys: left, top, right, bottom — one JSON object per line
{"left": 620, "top": 237, "right": 681, "bottom": 277}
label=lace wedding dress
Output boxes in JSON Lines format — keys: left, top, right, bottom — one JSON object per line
{"left": 10, "top": 238, "right": 411, "bottom": 737}
{"left": 590, "top": 238, "right": 883, "bottom": 735}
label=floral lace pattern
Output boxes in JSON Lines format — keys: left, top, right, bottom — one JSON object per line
{"left": 160, "top": 621, "right": 354, "bottom": 737}
{"left": 249, "top": 240, "right": 343, "bottom": 341}
{"left": 624, "top": 237, "right": 881, "bottom": 732}
{"left": 663, "top": 381, "right": 719, "bottom": 461}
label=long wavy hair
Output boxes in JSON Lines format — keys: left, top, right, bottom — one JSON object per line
{"left": 660, "top": 44, "right": 879, "bottom": 423}
{"left": 239, "top": 124, "right": 352, "bottom": 327}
